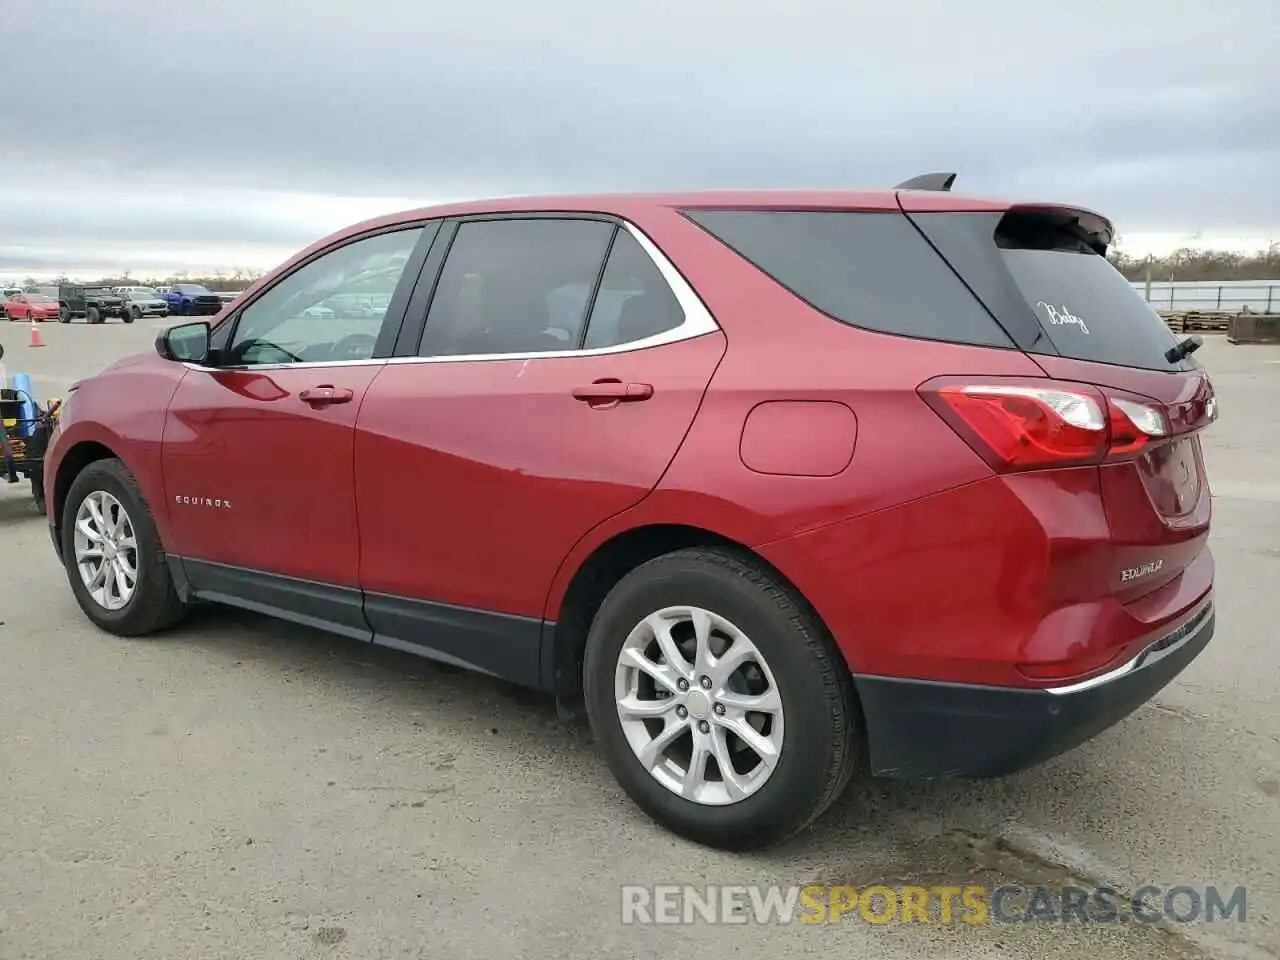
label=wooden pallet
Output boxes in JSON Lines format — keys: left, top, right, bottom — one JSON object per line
{"left": 1159, "top": 311, "right": 1235, "bottom": 334}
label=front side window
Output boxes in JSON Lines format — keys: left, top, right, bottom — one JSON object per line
{"left": 418, "top": 218, "right": 614, "bottom": 357}
{"left": 227, "top": 227, "right": 424, "bottom": 366}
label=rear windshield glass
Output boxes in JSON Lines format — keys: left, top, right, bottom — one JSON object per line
{"left": 995, "top": 214, "right": 1184, "bottom": 371}
{"left": 908, "top": 209, "right": 1188, "bottom": 372}
{"left": 682, "top": 209, "right": 1014, "bottom": 348}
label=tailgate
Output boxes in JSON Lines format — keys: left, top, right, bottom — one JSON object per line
{"left": 904, "top": 202, "right": 1218, "bottom": 602}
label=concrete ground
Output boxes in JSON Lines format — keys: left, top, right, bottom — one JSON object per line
{"left": 1, "top": 319, "right": 1277, "bottom": 960}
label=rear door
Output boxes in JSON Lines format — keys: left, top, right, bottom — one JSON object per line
{"left": 905, "top": 203, "right": 1217, "bottom": 602}
{"left": 353, "top": 214, "right": 725, "bottom": 684}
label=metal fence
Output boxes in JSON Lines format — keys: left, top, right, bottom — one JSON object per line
{"left": 1131, "top": 281, "right": 1278, "bottom": 314}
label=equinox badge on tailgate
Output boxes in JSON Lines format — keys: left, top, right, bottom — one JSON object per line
{"left": 1121, "top": 559, "right": 1164, "bottom": 583}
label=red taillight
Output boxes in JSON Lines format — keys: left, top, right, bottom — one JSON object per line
{"left": 920, "top": 378, "right": 1170, "bottom": 472}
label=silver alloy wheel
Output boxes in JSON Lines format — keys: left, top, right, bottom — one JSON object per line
{"left": 614, "top": 605, "right": 785, "bottom": 806}
{"left": 73, "top": 490, "right": 139, "bottom": 611}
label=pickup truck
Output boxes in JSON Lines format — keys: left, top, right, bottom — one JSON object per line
{"left": 159, "top": 283, "right": 223, "bottom": 316}
{"left": 57, "top": 284, "right": 129, "bottom": 324}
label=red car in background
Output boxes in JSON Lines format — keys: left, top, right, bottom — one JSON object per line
{"left": 5, "top": 292, "right": 60, "bottom": 322}
{"left": 41, "top": 174, "right": 1218, "bottom": 851}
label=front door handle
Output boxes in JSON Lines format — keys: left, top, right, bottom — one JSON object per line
{"left": 571, "top": 380, "right": 654, "bottom": 404}
{"left": 299, "top": 385, "right": 354, "bottom": 406}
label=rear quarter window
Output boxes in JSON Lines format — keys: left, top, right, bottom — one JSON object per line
{"left": 682, "top": 209, "right": 1014, "bottom": 348}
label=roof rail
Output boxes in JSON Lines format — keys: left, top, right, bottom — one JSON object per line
{"left": 894, "top": 172, "right": 957, "bottom": 192}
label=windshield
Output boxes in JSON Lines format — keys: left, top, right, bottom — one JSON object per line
{"left": 26, "top": 294, "right": 54, "bottom": 303}
{"left": 175, "top": 284, "right": 212, "bottom": 294}
{"left": 129, "top": 287, "right": 160, "bottom": 296}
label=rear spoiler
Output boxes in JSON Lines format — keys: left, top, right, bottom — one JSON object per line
{"left": 894, "top": 172, "right": 1115, "bottom": 253}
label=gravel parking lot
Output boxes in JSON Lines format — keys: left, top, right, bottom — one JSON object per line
{"left": 2, "top": 321, "right": 1278, "bottom": 960}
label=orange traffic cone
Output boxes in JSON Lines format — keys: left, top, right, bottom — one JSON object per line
{"left": 29, "top": 319, "right": 44, "bottom": 348}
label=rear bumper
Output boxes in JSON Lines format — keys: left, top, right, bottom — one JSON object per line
{"left": 854, "top": 600, "right": 1214, "bottom": 778}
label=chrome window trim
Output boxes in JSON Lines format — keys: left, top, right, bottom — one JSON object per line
{"left": 181, "top": 218, "right": 719, "bottom": 375}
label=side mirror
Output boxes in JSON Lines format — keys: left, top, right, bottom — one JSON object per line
{"left": 155, "top": 320, "right": 211, "bottom": 364}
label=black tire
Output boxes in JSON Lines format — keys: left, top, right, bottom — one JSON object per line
{"left": 582, "top": 547, "right": 860, "bottom": 851}
{"left": 61, "top": 458, "right": 188, "bottom": 636}
{"left": 59, "top": 306, "right": 71, "bottom": 323}
{"left": 125, "top": 307, "right": 138, "bottom": 324}
{"left": 87, "top": 306, "right": 101, "bottom": 324}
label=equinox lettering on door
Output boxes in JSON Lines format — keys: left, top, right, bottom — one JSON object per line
{"left": 174, "top": 495, "right": 232, "bottom": 509}
{"left": 1120, "top": 559, "right": 1164, "bottom": 583}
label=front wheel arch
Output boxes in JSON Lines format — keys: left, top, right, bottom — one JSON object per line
{"left": 52, "top": 440, "right": 119, "bottom": 552}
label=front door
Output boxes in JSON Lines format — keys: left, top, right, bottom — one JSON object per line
{"left": 354, "top": 216, "right": 726, "bottom": 683}
{"left": 161, "top": 224, "right": 433, "bottom": 635}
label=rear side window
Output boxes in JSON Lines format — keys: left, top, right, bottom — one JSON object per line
{"left": 682, "top": 210, "right": 1014, "bottom": 348}
{"left": 419, "top": 218, "right": 614, "bottom": 357}
{"left": 582, "top": 229, "right": 684, "bottom": 349}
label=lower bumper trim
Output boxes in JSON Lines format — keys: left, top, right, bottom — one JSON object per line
{"left": 853, "top": 603, "right": 1215, "bottom": 779}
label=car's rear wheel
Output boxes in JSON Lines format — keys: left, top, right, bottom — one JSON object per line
{"left": 583, "top": 547, "right": 859, "bottom": 850}
{"left": 58, "top": 306, "right": 71, "bottom": 323}
{"left": 62, "top": 458, "right": 188, "bottom": 636}
{"left": 125, "top": 306, "right": 138, "bottom": 323}
{"left": 87, "top": 307, "right": 101, "bottom": 324}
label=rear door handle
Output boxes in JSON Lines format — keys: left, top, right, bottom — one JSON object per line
{"left": 299, "top": 385, "right": 354, "bottom": 406}
{"left": 571, "top": 380, "right": 654, "bottom": 404}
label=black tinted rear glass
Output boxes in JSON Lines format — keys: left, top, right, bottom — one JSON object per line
{"left": 911, "top": 210, "right": 1187, "bottom": 372}
{"left": 1000, "top": 248, "right": 1183, "bottom": 371}
{"left": 683, "top": 210, "right": 1014, "bottom": 348}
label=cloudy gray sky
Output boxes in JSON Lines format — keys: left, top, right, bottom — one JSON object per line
{"left": 2, "top": 0, "right": 1277, "bottom": 279}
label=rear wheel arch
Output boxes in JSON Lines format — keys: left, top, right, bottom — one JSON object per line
{"left": 546, "top": 523, "right": 849, "bottom": 699}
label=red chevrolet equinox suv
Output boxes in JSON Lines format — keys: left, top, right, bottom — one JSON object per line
{"left": 44, "top": 174, "right": 1217, "bottom": 850}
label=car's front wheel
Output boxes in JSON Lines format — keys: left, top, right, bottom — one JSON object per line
{"left": 61, "top": 458, "right": 189, "bottom": 636}
{"left": 583, "top": 547, "right": 860, "bottom": 851}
